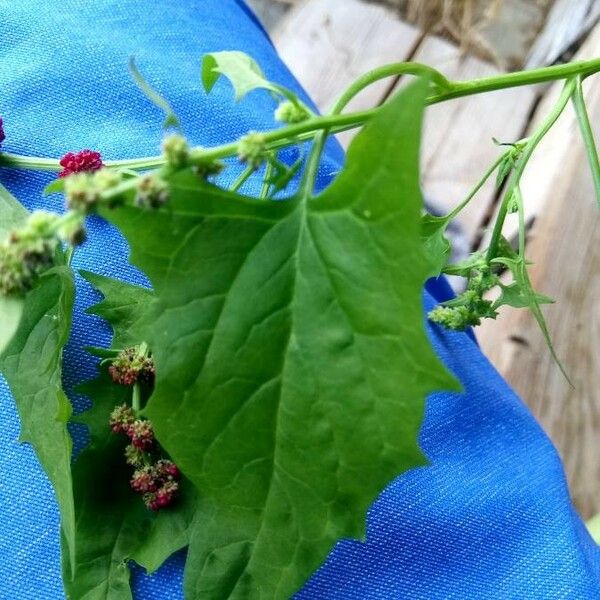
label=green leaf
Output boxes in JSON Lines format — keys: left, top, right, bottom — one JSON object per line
{"left": 201, "top": 51, "right": 296, "bottom": 103}
{"left": 0, "top": 181, "right": 28, "bottom": 238}
{"left": 493, "top": 281, "right": 554, "bottom": 310}
{"left": 492, "top": 255, "right": 570, "bottom": 382}
{"left": 129, "top": 57, "right": 180, "bottom": 129}
{"left": 81, "top": 270, "right": 154, "bottom": 348}
{"left": 64, "top": 274, "right": 195, "bottom": 599}
{"left": 0, "top": 266, "right": 77, "bottom": 574}
{"left": 102, "top": 79, "right": 457, "bottom": 599}
{"left": 43, "top": 177, "right": 66, "bottom": 196}
{"left": 421, "top": 214, "right": 452, "bottom": 277}
{"left": 0, "top": 182, "right": 29, "bottom": 352}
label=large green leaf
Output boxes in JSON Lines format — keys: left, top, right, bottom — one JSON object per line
{"left": 102, "top": 79, "right": 457, "bottom": 599}
{"left": 63, "top": 274, "right": 196, "bottom": 599}
{"left": 0, "top": 265, "right": 77, "bottom": 573}
{"left": 0, "top": 182, "right": 28, "bottom": 353}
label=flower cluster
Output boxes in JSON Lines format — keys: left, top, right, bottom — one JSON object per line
{"left": 64, "top": 168, "right": 123, "bottom": 213}
{"left": 428, "top": 268, "right": 498, "bottom": 331}
{"left": 0, "top": 117, "right": 5, "bottom": 146}
{"left": 108, "top": 346, "right": 155, "bottom": 386}
{"left": 0, "top": 211, "right": 60, "bottom": 295}
{"left": 58, "top": 149, "right": 103, "bottom": 178}
{"left": 110, "top": 404, "right": 180, "bottom": 511}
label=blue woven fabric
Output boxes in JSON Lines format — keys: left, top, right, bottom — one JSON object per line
{"left": 0, "top": 1, "right": 598, "bottom": 598}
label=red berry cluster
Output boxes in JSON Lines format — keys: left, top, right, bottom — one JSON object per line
{"left": 58, "top": 149, "right": 103, "bottom": 178}
{"left": 110, "top": 404, "right": 180, "bottom": 511}
{"left": 109, "top": 346, "right": 155, "bottom": 386}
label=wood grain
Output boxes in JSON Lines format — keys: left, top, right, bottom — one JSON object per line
{"left": 273, "top": 0, "right": 421, "bottom": 119}
{"left": 526, "top": 0, "right": 600, "bottom": 68}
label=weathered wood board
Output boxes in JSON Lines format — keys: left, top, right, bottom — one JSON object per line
{"left": 274, "top": 0, "right": 538, "bottom": 247}
{"left": 274, "top": 0, "right": 421, "bottom": 114}
{"left": 477, "top": 23, "right": 600, "bottom": 520}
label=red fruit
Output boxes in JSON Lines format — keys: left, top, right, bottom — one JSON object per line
{"left": 58, "top": 149, "right": 103, "bottom": 178}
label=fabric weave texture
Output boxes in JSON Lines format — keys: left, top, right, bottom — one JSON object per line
{"left": 0, "top": 1, "right": 598, "bottom": 598}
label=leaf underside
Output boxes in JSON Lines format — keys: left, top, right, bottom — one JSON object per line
{"left": 102, "top": 79, "right": 457, "bottom": 599}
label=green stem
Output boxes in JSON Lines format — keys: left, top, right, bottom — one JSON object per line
{"left": 485, "top": 79, "right": 576, "bottom": 262}
{"left": 132, "top": 382, "right": 141, "bottom": 414}
{"left": 571, "top": 75, "right": 600, "bottom": 207}
{"left": 3, "top": 57, "right": 600, "bottom": 175}
{"left": 230, "top": 165, "right": 255, "bottom": 193}
{"left": 428, "top": 57, "right": 600, "bottom": 104}
{"left": 260, "top": 159, "right": 274, "bottom": 199}
{"left": 331, "top": 62, "right": 451, "bottom": 113}
{"left": 445, "top": 153, "right": 507, "bottom": 221}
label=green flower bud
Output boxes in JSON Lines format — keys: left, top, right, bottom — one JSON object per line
{"left": 238, "top": 132, "right": 267, "bottom": 170}
{"left": 136, "top": 174, "right": 169, "bottom": 208}
{"left": 274, "top": 100, "right": 311, "bottom": 124}
{"left": 64, "top": 173, "right": 100, "bottom": 212}
{"left": 64, "top": 170, "right": 123, "bottom": 212}
{"left": 162, "top": 134, "right": 189, "bottom": 169}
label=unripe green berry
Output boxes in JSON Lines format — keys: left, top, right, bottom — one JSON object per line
{"left": 274, "top": 100, "right": 310, "bottom": 124}
{"left": 162, "top": 134, "right": 189, "bottom": 169}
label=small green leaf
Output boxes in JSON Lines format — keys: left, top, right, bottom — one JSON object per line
{"left": 0, "top": 181, "right": 28, "bottom": 238}
{"left": 421, "top": 214, "right": 452, "bottom": 277}
{"left": 493, "top": 281, "right": 554, "bottom": 309}
{"left": 201, "top": 51, "right": 297, "bottom": 103}
{"left": 102, "top": 79, "right": 458, "bottom": 600}
{"left": 0, "top": 266, "right": 77, "bottom": 574}
{"left": 43, "top": 178, "right": 66, "bottom": 196}
{"left": 128, "top": 57, "right": 180, "bottom": 129}
{"left": 492, "top": 255, "right": 570, "bottom": 382}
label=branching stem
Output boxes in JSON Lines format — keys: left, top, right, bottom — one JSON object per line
{"left": 3, "top": 57, "right": 600, "bottom": 175}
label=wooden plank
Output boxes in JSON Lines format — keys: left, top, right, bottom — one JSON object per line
{"left": 403, "top": 36, "right": 538, "bottom": 245}
{"left": 273, "top": 0, "right": 421, "bottom": 118}
{"left": 526, "top": 0, "right": 600, "bottom": 68}
{"left": 477, "top": 24, "right": 600, "bottom": 520}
